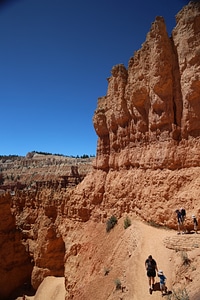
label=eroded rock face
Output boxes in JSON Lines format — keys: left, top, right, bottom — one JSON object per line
{"left": 0, "top": 194, "right": 33, "bottom": 299}
{"left": 62, "top": 2, "right": 199, "bottom": 233}
{"left": 173, "top": 2, "right": 200, "bottom": 138}
{"left": 90, "top": 1, "right": 200, "bottom": 224}
{"left": 93, "top": 2, "right": 200, "bottom": 171}
{"left": 31, "top": 216, "right": 65, "bottom": 290}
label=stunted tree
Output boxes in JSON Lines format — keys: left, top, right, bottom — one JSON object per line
{"left": 0, "top": 173, "right": 4, "bottom": 185}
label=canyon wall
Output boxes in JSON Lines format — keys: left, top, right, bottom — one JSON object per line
{"left": 64, "top": 3, "right": 200, "bottom": 298}
{"left": 93, "top": 2, "right": 200, "bottom": 171}
{"left": 66, "top": 1, "right": 200, "bottom": 229}
{"left": 0, "top": 194, "right": 33, "bottom": 299}
{"left": 88, "top": 0, "right": 200, "bottom": 220}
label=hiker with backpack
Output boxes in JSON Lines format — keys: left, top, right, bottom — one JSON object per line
{"left": 175, "top": 209, "right": 183, "bottom": 234}
{"left": 180, "top": 208, "right": 186, "bottom": 222}
{"left": 175, "top": 208, "right": 186, "bottom": 234}
{"left": 145, "top": 255, "right": 158, "bottom": 294}
{"left": 180, "top": 207, "right": 186, "bottom": 233}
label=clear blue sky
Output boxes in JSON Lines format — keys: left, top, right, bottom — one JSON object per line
{"left": 0, "top": 0, "right": 189, "bottom": 157}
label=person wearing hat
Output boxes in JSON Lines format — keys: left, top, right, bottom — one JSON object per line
{"left": 145, "top": 255, "right": 158, "bottom": 294}
{"left": 192, "top": 215, "right": 198, "bottom": 234}
{"left": 157, "top": 270, "right": 167, "bottom": 297}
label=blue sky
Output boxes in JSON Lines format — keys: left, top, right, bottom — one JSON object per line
{"left": 0, "top": 0, "right": 189, "bottom": 157}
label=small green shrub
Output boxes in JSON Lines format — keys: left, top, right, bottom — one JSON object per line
{"left": 147, "top": 219, "right": 170, "bottom": 230}
{"left": 106, "top": 215, "right": 118, "bottom": 232}
{"left": 114, "top": 278, "right": 122, "bottom": 290}
{"left": 191, "top": 265, "right": 196, "bottom": 271}
{"left": 0, "top": 173, "right": 4, "bottom": 185}
{"left": 181, "top": 251, "right": 190, "bottom": 266}
{"left": 147, "top": 220, "right": 161, "bottom": 228}
{"left": 104, "top": 267, "right": 110, "bottom": 276}
{"left": 167, "top": 288, "right": 189, "bottom": 300}
{"left": 124, "top": 216, "right": 131, "bottom": 229}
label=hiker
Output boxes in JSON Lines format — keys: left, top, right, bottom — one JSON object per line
{"left": 175, "top": 209, "right": 183, "bottom": 234}
{"left": 192, "top": 215, "right": 198, "bottom": 234}
{"left": 181, "top": 207, "right": 186, "bottom": 222}
{"left": 157, "top": 270, "right": 167, "bottom": 297}
{"left": 145, "top": 255, "right": 158, "bottom": 294}
{"left": 180, "top": 207, "right": 186, "bottom": 233}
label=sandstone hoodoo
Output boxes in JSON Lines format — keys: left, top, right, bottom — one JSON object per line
{"left": 0, "top": 2, "right": 200, "bottom": 300}
{"left": 91, "top": 0, "right": 200, "bottom": 224}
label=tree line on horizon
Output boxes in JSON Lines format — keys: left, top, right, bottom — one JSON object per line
{"left": 0, "top": 151, "right": 95, "bottom": 159}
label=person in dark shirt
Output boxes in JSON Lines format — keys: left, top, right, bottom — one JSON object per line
{"left": 180, "top": 207, "right": 186, "bottom": 233}
{"left": 175, "top": 209, "right": 183, "bottom": 234}
{"left": 145, "top": 255, "right": 158, "bottom": 294}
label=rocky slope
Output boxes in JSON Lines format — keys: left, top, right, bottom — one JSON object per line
{"left": 0, "top": 154, "right": 93, "bottom": 299}
{"left": 0, "top": 2, "right": 200, "bottom": 300}
{"left": 0, "top": 153, "right": 94, "bottom": 190}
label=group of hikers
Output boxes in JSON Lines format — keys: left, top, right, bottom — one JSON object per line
{"left": 145, "top": 209, "right": 198, "bottom": 296}
{"left": 175, "top": 207, "right": 198, "bottom": 234}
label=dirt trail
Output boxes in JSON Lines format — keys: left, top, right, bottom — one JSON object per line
{"left": 128, "top": 221, "right": 176, "bottom": 300}
{"left": 24, "top": 220, "right": 178, "bottom": 300}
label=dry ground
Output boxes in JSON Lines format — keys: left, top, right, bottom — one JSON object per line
{"left": 20, "top": 219, "right": 200, "bottom": 300}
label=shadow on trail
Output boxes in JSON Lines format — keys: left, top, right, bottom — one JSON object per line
{"left": 151, "top": 282, "right": 172, "bottom": 296}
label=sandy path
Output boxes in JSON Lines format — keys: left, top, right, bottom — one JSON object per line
{"left": 128, "top": 221, "right": 176, "bottom": 300}
{"left": 24, "top": 220, "right": 177, "bottom": 300}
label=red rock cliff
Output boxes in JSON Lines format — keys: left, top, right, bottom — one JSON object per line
{"left": 72, "top": 1, "right": 200, "bottom": 227}
{"left": 93, "top": 2, "right": 200, "bottom": 171}
{"left": 0, "top": 194, "right": 33, "bottom": 299}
